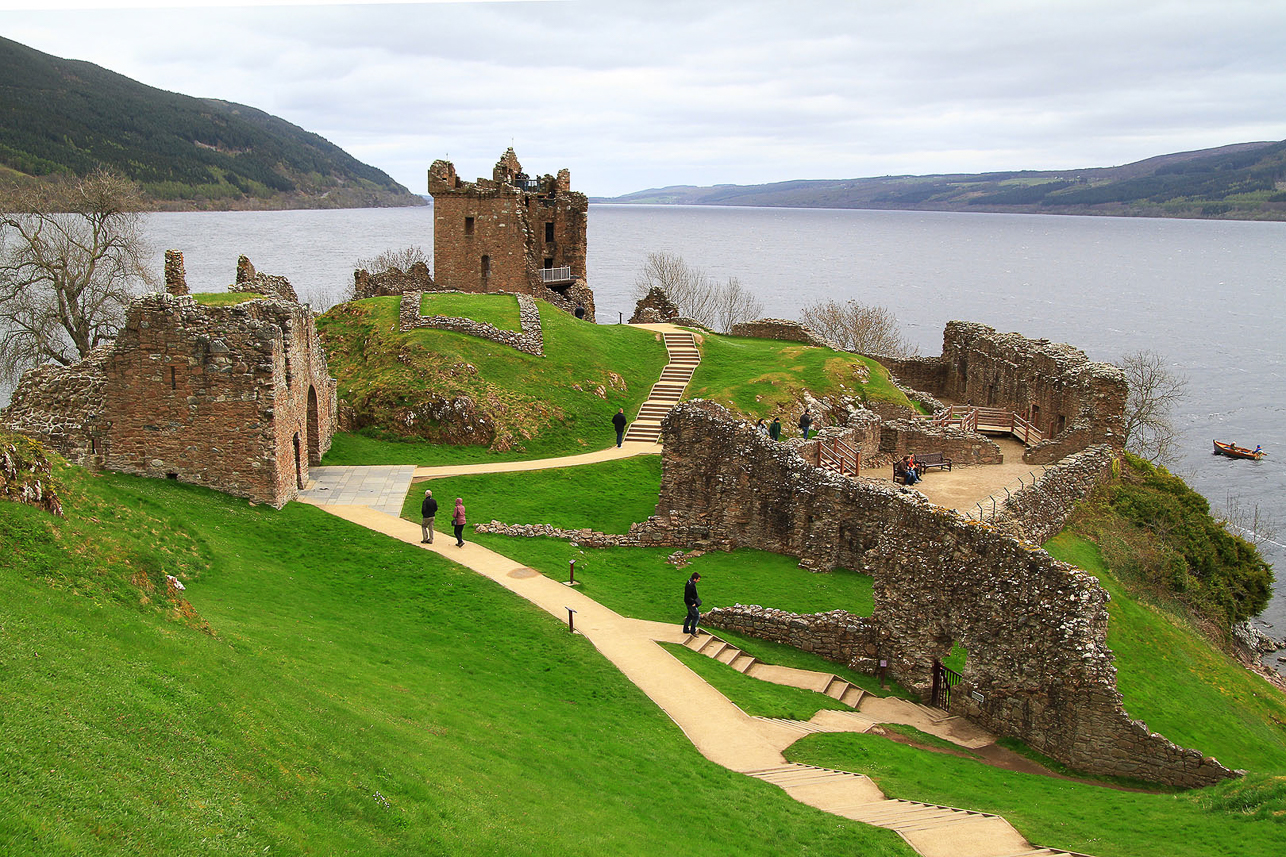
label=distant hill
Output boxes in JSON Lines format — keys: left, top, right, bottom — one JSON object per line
{"left": 0, "top": 35, "right": 423, "bottom": 210}
{"left": 598, "top": 141, "right": 1286, "bottom": 221}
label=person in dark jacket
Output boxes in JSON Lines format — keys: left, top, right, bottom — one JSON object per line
{"left": 612, "top": 408, "right": 627, "bottom": 447}
{"left": 452, "top": 497, "right": 467, "bottom": 547}
{"left": 682, "top": 572, "right": 702, "bottom": 635}
{"left": 768, "top": 417, "right": 782, "bottom": 440}
{"left": 799, "top": 410, "right": 812, "bottom": 439}
{"left": 420, "top": 489, "right": 438, "bottom": 544}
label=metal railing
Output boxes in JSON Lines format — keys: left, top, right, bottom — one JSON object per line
{"left": 538, "top": 266, "right": 573, "bottom": 284}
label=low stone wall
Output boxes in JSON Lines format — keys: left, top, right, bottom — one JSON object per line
{"left": 879, "top": 419, "right": 1004, "bottom": 466}
{"left": 990, "top": 444, "right": 1116, "bottom": 544}
{"left": 399, "top": 291, "right": 544, "bottom": 356}
{"left": 729, "top": 318, "right": 838, "bottom": 349}
{"left": 705, "top": 605, "right": 877, "bottom": 665}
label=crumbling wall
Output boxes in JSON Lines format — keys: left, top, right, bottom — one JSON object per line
{"left": 629, "top": 287, "right": 680, "bottom": 324}
{"left": 353, "top": 262, "right": 435, "bottom": 299}
{"left": 988, "top": 444, "right": 1116, "bottom": 544}
{"left": 428, "top": 148, "right": 594, "bottom": 321}
{"left": 229, "top": 255, "right": 300, "bottom": 303}
{"left": 164, "top": 249, "right": 188, "bottom": 296}
{"left": 638, "top": 401, "right": 1233, "bottom": 788}
{"left": 729, "top": 318, "right": 838, "bottom": 349}
{"left": 1, "top": 344, "right": 111, "bottom": 467}
{"left": 878, "top": 322, "right": 1127, "bottom": 462}
{"left": 399, "top": 291, "right": 544, "bottom": 356}
{"left": 878, "top": 419, "right": 1004, "bottom": 465}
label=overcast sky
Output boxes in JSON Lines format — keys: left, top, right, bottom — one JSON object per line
{"left": 3, "top": 0, "right": 1285, "bottom": 197}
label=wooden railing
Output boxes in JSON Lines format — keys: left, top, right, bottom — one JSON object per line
{"left": 916, "top": 405, "right": 1043, "bottom": 444}
{"left": 819, "top": 436, "right": 861, "bottom": 477}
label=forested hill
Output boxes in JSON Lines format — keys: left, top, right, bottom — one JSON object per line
{"left": 0, "top": 36, "right": 423, "bottom": 210}
{"left": 600, "top": 141, "right": 1286, "bottom": 221}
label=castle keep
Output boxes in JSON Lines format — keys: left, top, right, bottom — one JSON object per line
{"left": 428, "top": 148, "right": 595, "bottom": 320}
{"left": 2, "top": 255, "right": 337, "bottom": 508}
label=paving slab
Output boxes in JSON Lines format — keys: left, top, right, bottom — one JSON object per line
{"left": 299, "top": 465, "right": 416, "bottom": 516}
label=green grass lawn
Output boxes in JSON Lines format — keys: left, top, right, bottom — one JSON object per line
{"left": 787, "top": 732, "right": 1286, "bottom": 857}
{"left": 1045, "top": 533, "right": 1286, "bottom": 774}
{"left": 318, "top": 296, "right": 668, "bottom": 463}
{"left": 686, "top": 332, "right": 911, "bottom": 420}
{"left": 420, "top": 292, "right": 520, "bottom": 330}
{"left": 191, "top": 291, "right": 263, "bottom": 306}
{"left": 0, "top": 465, "right": 912, "bottom": 857}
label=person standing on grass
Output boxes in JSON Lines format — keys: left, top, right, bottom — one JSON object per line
{"left": 769, "top": 417, "right": 781, "bottom": 440}
{"left": 613, "top": 407, "right": 628, "bottom": 447}
{"left": 452, "top": 497, "right": 467, "bottom": 547}
{"left": 420, "top": 489, "right": 438, "bottom": 544}
{"left": 682, "top": 571, "right": 702, "bottom": 636}
{"left": 799, "top": 409, "right": 812, "bottom": 440}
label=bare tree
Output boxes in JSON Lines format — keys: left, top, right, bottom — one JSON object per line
{"left": 355, "top": 245, "right": 430, "bottom": 274}
{"left": 1117, "top": 349, "right": 1187, "bottom": 465}
{"left": 0, "top": 169, "right": 155, "bottom": 382}
{"left": 633, "top": 251, "right": 761, "bottom": 332}
{"left": 799, "top": 298, "right": 916, "bottom": 357}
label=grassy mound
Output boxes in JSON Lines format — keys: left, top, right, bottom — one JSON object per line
{"left": 685, "top": 332, "right": 911, "bottom": 421}
{"left": 0, "top": 464, "right": 912, "bottom": 856}
{"left": 317, "top": 295, "right": 667, "bottom": 463}
{"left": 420, "top": 292, "right": 521, "bottom": 330}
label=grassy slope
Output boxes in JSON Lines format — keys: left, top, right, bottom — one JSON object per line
{"left": 318, "top": 296, "right": 668, "bottom": 464}
{"left": 685, "top": 332, "right": 911, "bottom": 421}
{"left": 0, "top": 465, "right": 910, "bottom": 857}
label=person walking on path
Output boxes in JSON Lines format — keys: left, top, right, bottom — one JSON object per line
{"left": 799, "top": 410, "right": 812, "bottom": 439}
{"left": 452, "top": 497, "right": 467, "bottom": 547}
{"left": 682, "top": 572, "right": 702, "bottom": 635}
{"left": 612, "top": 407, "right": 628, "bottom": 447}
{"left": 768, "top": 417, "right": 781, "bottom": 440}
{"left": 420, "top": 489, "right": 438, "bottom": 544}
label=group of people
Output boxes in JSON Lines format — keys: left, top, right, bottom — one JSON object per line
{"left": 754, "top": 409, "right": 815, "bottom": 441}
{"left": 894, "top": 454, "right": 925, "bottom": 485}
{"left": 421, "top": 489, "right": 469, "bottom": 547}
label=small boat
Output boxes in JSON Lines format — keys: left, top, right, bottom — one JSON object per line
{"left": 1213, "top": 440, "right": 1266, "bottom": 460}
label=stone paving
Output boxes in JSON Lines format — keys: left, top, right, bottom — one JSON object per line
{"left": 298, "top": 465, "right": 417, "bottom": 516}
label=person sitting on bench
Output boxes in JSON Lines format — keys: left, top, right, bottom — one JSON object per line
{"left": 896, "top": 456, "right": 920, "bottom": 485}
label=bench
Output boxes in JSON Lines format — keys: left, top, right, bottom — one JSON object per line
{"left": 892, "top": 452, "right": 953, "bottom": 484}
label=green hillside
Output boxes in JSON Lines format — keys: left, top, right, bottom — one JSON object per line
{"left": 601, "top": 141, "right": 1286, "bottom": 221}
{"left": 0, "top": 35, "right": 422, "bottom": 210}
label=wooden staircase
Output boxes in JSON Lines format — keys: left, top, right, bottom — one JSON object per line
{"left": 623, "top": 331, "right": 700, "bottom": 444}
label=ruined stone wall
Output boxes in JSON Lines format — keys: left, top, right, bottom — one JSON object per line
{"left": 989, "top": 444, "right": 1116, "bottom": 545}
{"left": 353, "top": 262, "right": 434, "bottom": 299}
{"left": 878, "top": 420, "right": 1004, "bottom": 465}
{"left": 879, "top": 322, "right": 1127, "bottom": 462}
{"left": 629, "top": 287, "right": 680, "bottom": 324}
{"left": 399, "top": 291, "right": 544, "bottom": 356}
{"left": 230, "top": 256, "right": 300, "bottom": 303}
{"left": 164, "top": 250, "right": 188, "bottom": 296}
{"left": 1, "top": 344, "right": 112, "bottom": 467}
{"left": 428, "top": 149, "right": 593, "bottom": 320}
{"left": 100, "top": 293, "right": 335, "bottom": 507}
{"left": 641, "top": 401, "right": 1233, "bottom": 788}
{"left": 729, "top": 318, "right": 838, "bottom": 349}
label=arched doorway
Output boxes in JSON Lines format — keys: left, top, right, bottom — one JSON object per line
{"left": 307, "top": 385, "right": 321, "bottom": 465}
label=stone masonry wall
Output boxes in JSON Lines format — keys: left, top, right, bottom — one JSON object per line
{"left": 353, "top": 262, "right": 435, "bottom": 299}
{"left": 878, "top": 419, "right": 1004, "bottom": 465}
{"left": 428, "top": 149, "right": 594, "bottom": 321}
{"left": 230, "top": 255, "right": 300, "bottom": 303}
{"left": 629, "top": 287, "right": 680, "bottom": 323}
{"left": 399, "top": 291, "right": 544, "bottom": 356}
{"left": 878, "top": 322, "right": 1127, "bottom": 463}
{"left": 729, "top": 318, "right": 839, "bottom": 349}
{"left": 2, "top": 344, "right": 112, "bottom": 467}
{"left": 640, "top": 401, "right": 1234, "bottom": 788}
{"left": 988, "top": 443, "right": 1117, "bottom": 545}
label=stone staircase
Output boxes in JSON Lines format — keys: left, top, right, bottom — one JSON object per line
{"left": 684, "top": 630, "right": 867, "bottom": 709}
{"left": 623, "top": 330, "right": 700, "bottom": 444}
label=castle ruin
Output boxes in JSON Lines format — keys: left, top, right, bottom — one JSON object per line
{"left": 2, "top": 254, "right": 337, "bottom": 508}
{"left": 428, "top": 148, "right": 595, "bottom": 320}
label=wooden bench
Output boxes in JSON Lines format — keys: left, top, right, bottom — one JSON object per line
{"left": 892, "top": 452, "right": 953, "bottom": 484}
{"left": 914, "top": 452, "right": 952, "bottom": 472}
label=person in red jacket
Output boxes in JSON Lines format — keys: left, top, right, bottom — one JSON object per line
{"left": 452, "top": 497, "right": 467, "bottom": 547}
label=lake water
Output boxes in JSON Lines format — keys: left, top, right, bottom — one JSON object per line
{"left": 134, "top": 204, "right": 1286, "bottom": 665}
